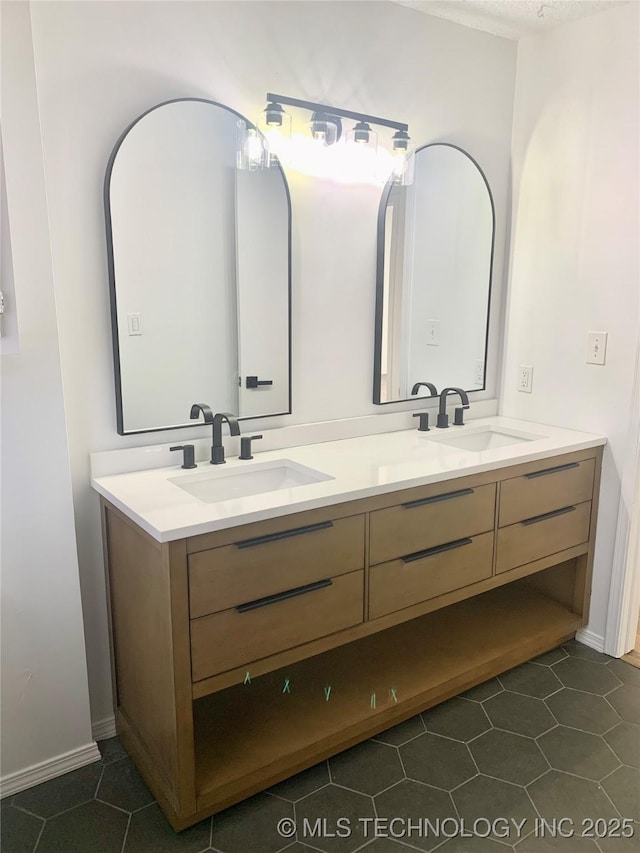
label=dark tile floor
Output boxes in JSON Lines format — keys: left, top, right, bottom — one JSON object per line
{"left": 2, "top": 641, "right": 639, "bottom": 853}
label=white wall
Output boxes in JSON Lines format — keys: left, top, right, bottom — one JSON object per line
{"left": 0, "top": 2, "right": 96, "bottom": 788}
{"left": 502, "top": 2, "right": 640, "bottom": 642}
{"left": 12, "top": 0, "right": 516, "bottom": 731}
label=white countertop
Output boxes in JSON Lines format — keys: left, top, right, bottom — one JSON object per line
{"left": 91, "top": 416, "right": 606, "bottom": 542}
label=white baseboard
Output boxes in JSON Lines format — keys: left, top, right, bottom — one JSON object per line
{"left": 575, "top": 627, "right": 606, "bottom": 654}
{"left": 92, "top": 715, "right": 116, "bottom": 742}
{"left": 0, "top": 741, "right": 102, "bottom": 798}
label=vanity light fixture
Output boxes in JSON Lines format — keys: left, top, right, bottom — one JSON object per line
{"left": 256, "top": 92, "right": 410, "bottom": 179}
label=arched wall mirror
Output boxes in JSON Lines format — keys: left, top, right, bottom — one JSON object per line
{"left": 373, "top": 143, "right": 495, "bottom": 405}
{"left": 105, "top": 98, "right": 292, "bottom": 435}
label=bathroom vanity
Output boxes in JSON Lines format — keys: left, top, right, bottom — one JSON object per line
{"left": 93, "top": 418, "right": 604, "bottom": 830}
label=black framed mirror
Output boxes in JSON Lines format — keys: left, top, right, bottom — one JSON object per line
{"left": 373, "top": 143, "right": 495, "bottom": 405}
{"left": 105, "top": 98, "right": 292, "bottom": 434}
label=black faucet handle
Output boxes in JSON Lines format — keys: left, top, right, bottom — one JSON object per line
{"left": 453, "top": 407, "right": 466, "bottom": 426}
{"left": 239, "top": 434, "right": 263, "bottom": 461}
{"left": 170, "top": 445, "right": 197, "bottom": 469}
{"left": 412, "top": 412, "right": 430, "bottom": 432}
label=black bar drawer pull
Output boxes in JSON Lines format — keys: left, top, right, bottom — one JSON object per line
{"left": 402, "top": 488, "right": 474, "bottom": 510}
{"left": 402, "top": 538, "right": 473, "bottom": 563}
{"left": 522, "top": 506, "right": 576, "bottom": 526}
{"left": 524, "top": 462, "right": 580, "bottom": 479}
{"left": 236, "top": 520, "right": 334, "bottom": 549}
{"left": 235, "top": 579, "right": 332, "bottom": 612}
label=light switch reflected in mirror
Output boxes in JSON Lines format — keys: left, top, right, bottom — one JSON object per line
{"left": 373, "top": 143, "right": 494, "bottom": 405}
{"left": 105, "top": 99, "right": 291, "bottom": 434}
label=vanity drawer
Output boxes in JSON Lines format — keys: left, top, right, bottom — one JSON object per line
{"left": 499, "top": 457, "right": 595, "bottom": 527}
{"left": 190, "top": 569, "right": 364, "bottom": 681}
{"left": 496, "top": 501, "right": 591, "bottom": 574}
{"left": 188, "top": 514, "right": 365, "bottom": 618}
{"left": 369, "top": 532, "right": 494, "bottom": 621}
{"left": 369, "top": 483, "right": 496, "bottom": 565}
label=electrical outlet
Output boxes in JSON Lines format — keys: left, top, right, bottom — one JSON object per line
{"left": 474, "top": 359, "right": 485, "bottom": 385}
{"left": 587, "top": 331, "right": 607, "bottom": 365}
{"left": 426, "top": 319, "right": 440, "bottom": 346}
{"left": 518, "top": 364, "right": 533, "bottom": 393}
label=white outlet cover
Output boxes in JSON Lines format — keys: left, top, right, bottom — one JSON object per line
{"left": 518, "top": 364, "right": 533, "bottom": 393}
{"left": 587, "top": 331, "right": 607, "bottom": 365}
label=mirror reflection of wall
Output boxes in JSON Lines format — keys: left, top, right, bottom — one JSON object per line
{"left": 105, "top": 99, "right": 291, "bottom": 434}
{"left": 374, "top": 143, "right": 494, "bottom": 405}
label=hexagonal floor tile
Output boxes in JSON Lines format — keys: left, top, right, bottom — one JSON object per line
{"left": 607, "top": 684, "right": 640, "bottom": 724}
{"left": 37, "top": 800, "right": 128, "bottom": 853}
{"left": 209, "top": 792, "right": 293, "bottom": 853}
{"left": 601, "top": 765, "right": 640, "bottom": 822}
{"left": 499, "top": 663, "right": 562, "bottom": 699}
{"left": 460, "top": 678, "right": 503, "bottom": 702}
{"left": 531, "top": 647, "right": 568, "bottom": 667}
{"left": 452, "top": 775, "right": 537, "bottom": 837}
{"left": 358, "top": 840, "right": 416, "bottom": 852}
{"left": 515, "top": 830, "right": 600, "bottom": 851}
{"left": 400, "top": 733, "right": 476, "bottom": 791}
{"left": 562, "top": 640, "right": 611, "bottom": 663}
{"left": 597, "top": 830, "right": 640, "bottom": 852}
{"left": 545, "top": 688, "right": 621, "bottom": 734}
{"left": 604, "top": 722, "right": 640, "bottom": 767}
{"left": 1, "top": 802, "right": 44, "bottom": 853}
{"left": 13, "top": 761, "right": 103, "bottom": 819}
{"left": 329, "top": 741, "right": 404, "bottom": 796}
{"left": 374, "top": 779, "right": 457, "bottom": 852}
{"left": 527, "top": 770, "right": 619, "bottom": 824}
{"left": 607, "top": 660, "right": 640, "bottom": 686}
{"left": 296, "top": 784, "right": 375, "bottom": 853}
{"left": 422, "top": 698, "right": 490, "bottom": 742}
{"left": 437, "top": 837, "right": 516, "bottom": 853}
{"left": 538, "top": 725, "right": 619, "bottom": 781}
{"left": 125, "top": 803, "right": 210, "bottom": 853}
{"left": 469, "top": 729, "right": 548, "bottom": 786}
{"left": 269, "top": 762, "right": 329, "bottom": 802}
{"left": 552, "top": 658, "right": 621, "bottom": 696}
{"left": 97, "top": 756, "right": 154, "bottom": 812}
{"left": 373, "top": 715, "right": 425, "bottom": 747}
{"left": 484, "top": 691, "right": 556, "bottom": 738}
{"left": 97, "top": 736, "right": 127, "bottom": 765}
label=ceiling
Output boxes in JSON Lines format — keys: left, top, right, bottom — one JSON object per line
{"left": 392, "top": 0, "right": 629, "bottom": 39}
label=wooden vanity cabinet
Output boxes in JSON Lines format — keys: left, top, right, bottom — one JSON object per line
{"left": 101, "top": 446, "right": 602, "bottom": 830}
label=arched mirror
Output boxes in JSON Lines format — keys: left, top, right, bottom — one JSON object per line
{"left": 373, "top": 143, "right": 494, "bottom": 404}
{"left": 105, "top": 98, "right": 291, "bottom": 434}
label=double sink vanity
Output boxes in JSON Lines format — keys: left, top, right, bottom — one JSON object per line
{"left": 98, "top": 96, "right": 605, "bottom": 831}
{"left": 92, "top": 416, "right": 605, "bottom": 830}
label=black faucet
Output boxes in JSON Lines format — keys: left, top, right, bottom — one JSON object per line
{"left": 411, "top": 382, "right": 438, "bottom": 396}
{"left": 436, "top": 387, "right": 470, "bottom": 429}
{"left": 189, "top": 404, "right": 240, "bottom": 464}
{"left": 211, "top": 412, "right": 241, "bottom": 464}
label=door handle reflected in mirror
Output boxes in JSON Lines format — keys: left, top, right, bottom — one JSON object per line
{"left": 245, "top": 376, "right": 273, "bottom": 389}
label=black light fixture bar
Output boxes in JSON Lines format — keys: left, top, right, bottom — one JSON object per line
{"left": 266, "top": 92, "right": 408, "bottom": 132}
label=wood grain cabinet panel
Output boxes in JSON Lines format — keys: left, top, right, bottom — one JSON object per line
{"left": 497, "top": 501, "right": 591, "bottom": 574}
{"left": 369, "top": 483, "right": 496, "bottom": 565}
{"left": 369, "top": 532, "right": 494, "bottom": 620}
{"left": 190, "top": 570, "right": 364, "bottom": 681}
{"left": 188, "top": 514, "right": 365, "bottom": 618}
{"left": 499, "top": 458, "right": 595, "bottom": 527}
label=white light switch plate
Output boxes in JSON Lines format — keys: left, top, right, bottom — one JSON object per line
{"left": 426, "top": 319, "right": 440, "bottom": 346}
{"left": 127, "top": 312, "right": 142, "bottom": 336}
{"left": 587, "top": 331, "right": 607, "bottom": 365}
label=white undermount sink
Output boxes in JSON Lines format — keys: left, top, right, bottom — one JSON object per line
{"left": 168, "top": 459, "right": 333, "bottom": 503}
{"left": 431, "top": 426, "right": 543, "bottom": 452}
